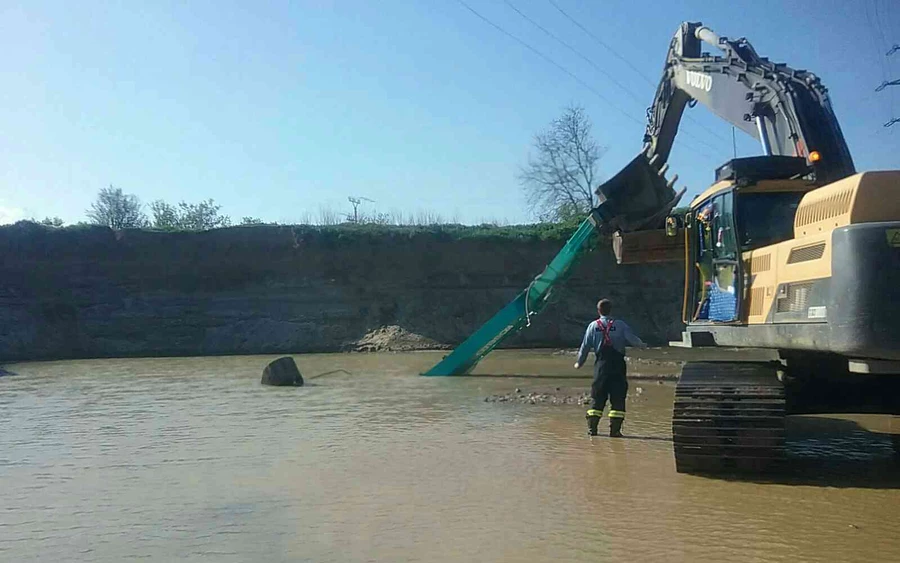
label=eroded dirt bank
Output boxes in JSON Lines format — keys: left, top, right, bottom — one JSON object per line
{"left": 0, "top": 222, "right": 684, "bottom": 361}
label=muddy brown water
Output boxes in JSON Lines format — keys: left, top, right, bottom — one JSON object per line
{"left": 2, "top": 350, "right": 899, "bottom": 562}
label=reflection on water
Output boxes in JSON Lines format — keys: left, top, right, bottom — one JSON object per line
{"left": 1, "top": 351, "right": 898, "bottom": 562}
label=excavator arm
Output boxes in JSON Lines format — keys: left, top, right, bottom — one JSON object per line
{"left": 644, "top": 22, "right": 855, "bottom": 184}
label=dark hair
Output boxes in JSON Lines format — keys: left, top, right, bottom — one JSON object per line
{"left": 597, "top": 299, "right": 612, "bottom": 316}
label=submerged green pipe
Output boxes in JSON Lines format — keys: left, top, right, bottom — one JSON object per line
{"left": 423, "top": 217, "right": 598, "bottom": 376}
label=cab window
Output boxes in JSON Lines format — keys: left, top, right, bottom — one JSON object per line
{"left": 692, "top": 191, "right": 739, "bottom": 323}
{"left": 736, "top": 191, "right": 805, "bottom": 250}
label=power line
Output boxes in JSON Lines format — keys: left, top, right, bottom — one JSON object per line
{"left": 455, "top": 0, "right": 643, "bottom": 128}
{"left": 880, "top": 0, "right": 899, "bottom": 120}
{"left": 505, "top": 0, "right": 725, "bottom": 153}
{"left": 868, "top": 0, "right": 897, "bottom": 125}
{"left": 873, "top": 0, "right": 891, "bottom": 55}
{"left": 866, "top": 1, "right": 890, "bottom": 82}
{"left": 544, "top": 0, "right": 730, "bottom": 145}
{"left": 546, "top": 0, "right": 655, "bottom": 87}
{"left": 454, "top": 0, "right": 719, "bottom": 162}
{"left": 502, "top": 0, "right": 644, "bottom": 107}
{"left": 462, "top": 0, "right": 720, "bottom": 159}
{"left": 732, "top": 127, "right": 737, "bottom": 159}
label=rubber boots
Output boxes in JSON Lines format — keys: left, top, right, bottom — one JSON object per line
{"left": 586, "top": 414, "right": 600, "bottom": 436}
{"left": 609, "top": 417, "right": 624, "bottom": 438}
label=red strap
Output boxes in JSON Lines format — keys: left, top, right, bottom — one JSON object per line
{"left": 595, "top": 318, "right": 615, "bottom": 346}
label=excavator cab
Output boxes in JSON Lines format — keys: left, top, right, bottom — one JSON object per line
{"left": 680, "top": 156, "right": 818, "bottom": 326}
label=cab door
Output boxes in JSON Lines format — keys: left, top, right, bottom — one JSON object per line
{"left": 687, "top": 189, "right": 742, "bottom": 323}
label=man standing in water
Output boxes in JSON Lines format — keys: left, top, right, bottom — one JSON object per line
{"left": 574, "top": 299, "right": 647, "bottom": 437}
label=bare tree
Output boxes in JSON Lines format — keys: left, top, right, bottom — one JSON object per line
{"left": 318, "top": 207, "right": 340, "bottom": 226}
{"left": 86, "top": 185, "right": 147, "bottom": 229}
{"left": 519, "top": 105, "right": 605, "bottom": 222}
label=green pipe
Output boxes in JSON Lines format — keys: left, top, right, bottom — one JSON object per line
{"left": 423, "top": 217, "right": 597, "bottom": 376}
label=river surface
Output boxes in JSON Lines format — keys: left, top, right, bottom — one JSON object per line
{"left": 2, "top": 350, "right": 899, "bottom": 562}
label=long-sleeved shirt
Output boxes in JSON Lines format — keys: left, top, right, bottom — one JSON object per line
{"left": 576, "top": 316, "right": 646, "bottom": 366}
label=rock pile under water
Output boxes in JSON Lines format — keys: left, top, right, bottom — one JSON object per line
{"left": 484, "top": 390, "right": 591, "bottom": 405}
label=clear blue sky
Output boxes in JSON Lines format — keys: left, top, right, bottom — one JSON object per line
{"left": 1, "top": 0, "right": 898, "bottom": 225}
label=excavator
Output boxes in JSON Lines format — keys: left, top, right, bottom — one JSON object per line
{"left": 425, "top": 22, "right": 900, "bottom": 474}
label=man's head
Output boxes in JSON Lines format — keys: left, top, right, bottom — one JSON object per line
{"left": 597, "top": 299, "right": 612, "bottom": 316}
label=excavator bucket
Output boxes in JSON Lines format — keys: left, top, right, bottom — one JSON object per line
{"left": 590, "top": 151, "right": 686, "bottom": 265}
{"left": 591, "top": 150, "right": 685, "bottom": 234}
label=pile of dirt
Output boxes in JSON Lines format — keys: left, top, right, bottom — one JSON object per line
{"left": 351, "top": 325, "right": 448, "bottom": 352}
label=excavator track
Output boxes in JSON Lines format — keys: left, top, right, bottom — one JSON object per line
{"left": 673, "top": 361, "right": 786, "bottom": 474}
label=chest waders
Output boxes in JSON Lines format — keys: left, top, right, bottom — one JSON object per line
{"left": 586, "top": 319, "right": 628, "bottom": 437}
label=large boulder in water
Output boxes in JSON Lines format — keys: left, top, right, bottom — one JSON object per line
{"left": 261, "top": 357, "right": 304, "bottom": 386}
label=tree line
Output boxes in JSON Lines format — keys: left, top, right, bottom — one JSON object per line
{"left": 36, "top": 104, "right": 673, "bottom": 231}
{"left": 33, "top": 187, "right": 507, "bottom": 231}
{"left": 81, "top": 187, "right": 262, "bottom": 231}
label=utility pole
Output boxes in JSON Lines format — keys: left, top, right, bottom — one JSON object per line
{"left": 347, "top": 196, "right": 375, "bottom": 223}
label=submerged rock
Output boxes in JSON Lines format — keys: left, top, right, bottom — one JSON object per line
{"left": 261, "top": 357, "right": 304, "bottom": 386}
{"left": 0, "top": 367, "right": 16, "bottom": 377}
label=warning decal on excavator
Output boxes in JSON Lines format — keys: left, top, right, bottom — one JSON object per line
{"left": 887, "top": 228, "right": 900, "bottom": 248}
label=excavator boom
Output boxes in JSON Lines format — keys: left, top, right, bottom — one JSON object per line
{"left": 645, "top": 22, "right": 855, "bottom": 184}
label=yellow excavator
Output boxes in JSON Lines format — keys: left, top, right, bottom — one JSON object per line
{"left": 427, "top": 21, "right": 899, "bottom": 474}
{"left": 609, "top": 22, "right": 900, "bottom": 472}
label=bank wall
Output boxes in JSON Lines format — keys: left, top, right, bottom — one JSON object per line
{"left": 0, "top": 223, "right": 685, "bottom": 361}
